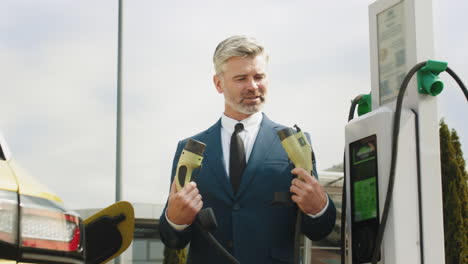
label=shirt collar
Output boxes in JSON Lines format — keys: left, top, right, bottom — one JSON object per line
{"left": 221, "top": 112, "right": 263, "bottom": 134}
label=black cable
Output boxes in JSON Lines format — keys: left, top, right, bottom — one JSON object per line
{"left": 293, "top": 211, "right": 302, "bottom": 264}
{"left": 348, "top": 95, "right": 364, "bottom": 122}
{"left": 370, "top": 61, "right": 426, "bottom": 263}
{"left": 341, "top": 95, "right": 364, "bottom": 264}
{"left": 412, "top": 109, "right": 425, "bottom": 264}
{"left": 446, "top": 67, "right": 468, "bottom": 101}
{"left": 194, "top": 221, "right": 240, "bottom": 264}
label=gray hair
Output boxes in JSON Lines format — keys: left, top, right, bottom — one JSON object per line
{"left": 213, "top": 35, "right": 268, "bottom": 75}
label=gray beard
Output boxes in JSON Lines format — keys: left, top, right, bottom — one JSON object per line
{"left": 228, "top": 96, "right": 266, "bottom": 115}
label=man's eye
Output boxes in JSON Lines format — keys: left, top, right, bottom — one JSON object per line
{"left": 255, "top": 75, "right": 264, "bottom": 80}
{"left": 236, "top": 77, "right": 246, "bottom": 81}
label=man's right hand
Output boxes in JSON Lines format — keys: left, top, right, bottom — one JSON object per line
{"left": 166, "top": 180, "right": 203, "bottom": 226}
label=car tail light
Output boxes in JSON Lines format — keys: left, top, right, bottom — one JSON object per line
{"left": 21, "top": 207, "right": 81, "bottom": 252}
{"left": 0, "top": 190, "right": 18, "bottom": 245}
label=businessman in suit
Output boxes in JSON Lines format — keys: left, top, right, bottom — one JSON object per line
{"left": 159, "top": 35, "right": 336, "bottom": 263}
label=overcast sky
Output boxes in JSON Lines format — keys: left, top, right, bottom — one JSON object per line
{"left": 1, "top": 0, "right": 466, "bottom": 210}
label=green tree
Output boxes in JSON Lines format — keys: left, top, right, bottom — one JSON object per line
{"left": 163, "top": 246, "right": 187, "bottom": 264}
{"left": 439, "top": 120, "right": 468, "bottom": 264}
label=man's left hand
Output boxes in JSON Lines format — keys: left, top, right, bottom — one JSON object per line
{"left": 290, "top": 168, "right": 328, "bottom": 215}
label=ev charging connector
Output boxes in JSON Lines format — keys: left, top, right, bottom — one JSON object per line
{"left": 174, "top": 139, "right": 206, "bottom": 191}
{"left": 417, "top": 60, "right": 448, "bottom": 96}
{"left": 357, "top": 93, "right": 372, "bottom": 116}
{"left": 277, "top": 125, "right": 313, "bottom": 176}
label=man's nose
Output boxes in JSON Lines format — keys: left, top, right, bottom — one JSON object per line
{"left": 246, "top": 78, "right": 259, "bottom": 91}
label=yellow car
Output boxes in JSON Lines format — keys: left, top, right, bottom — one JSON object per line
{"left": 0, "top": 133, "right": 134, "bottom": 264}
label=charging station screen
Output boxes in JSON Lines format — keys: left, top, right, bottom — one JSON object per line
{"left": 350, "top": 135, "right": 379, "bottom": 223}
{"left": 354, "top": 178, "right": 377, "bottom": 221}
{"left": 350, "top": 135, "right": 381, "bottom": 262}
{"left": 377, "top": 1, "right": 406, "bottom": 105}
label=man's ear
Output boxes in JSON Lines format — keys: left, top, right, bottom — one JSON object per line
{"left": 213, "top": 74, "right": 223, "bottom": 94}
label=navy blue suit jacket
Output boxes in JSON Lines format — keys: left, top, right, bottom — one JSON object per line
{"left": 159, "top": 114, "right": 336, "bottom": 264}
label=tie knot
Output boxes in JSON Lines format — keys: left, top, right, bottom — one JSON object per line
{"left": 234, "top": 123, "right": 244, "bottom": 133}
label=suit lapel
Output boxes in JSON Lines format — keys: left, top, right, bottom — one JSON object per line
{"left": 236, "top": 114, "right": 279, "bottom": 197}
{"left": 203, "top": 119, "right": 235, "bottom": 200}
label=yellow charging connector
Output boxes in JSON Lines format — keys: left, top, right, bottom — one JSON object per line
{"left": 175, "top": 139, "right": 206, "bottom": 191}
{"left": 277, "top": 126, "right": 313, "bottom": 178}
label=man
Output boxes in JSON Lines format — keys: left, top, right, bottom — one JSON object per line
{"left": 159, "top": 35, "right": 336, "bottom": 264}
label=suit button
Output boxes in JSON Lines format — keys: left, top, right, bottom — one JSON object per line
{"left": 233, "top": 204, "right": 240, "bottom": 211}
{"left": 227, "top": 241, "right": 233, "bottom": 248}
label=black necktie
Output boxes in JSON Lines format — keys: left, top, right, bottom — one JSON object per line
{"left": 230, "top": 123, "right": 246, "bottom": 194}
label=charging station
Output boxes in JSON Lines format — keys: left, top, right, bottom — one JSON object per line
{"left": 344, "top": 0, "right": 446, "bottom": 263}
{"left": 346, "top": 108, "right": 421, "bottom": 263}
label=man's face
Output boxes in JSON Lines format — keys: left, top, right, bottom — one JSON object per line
{"left": 213, "top": 55, "right": 268, "bottom": 121}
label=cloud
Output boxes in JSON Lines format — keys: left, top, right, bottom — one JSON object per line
{"left": 1, "top": 0, "right": 118, "bottom": 209}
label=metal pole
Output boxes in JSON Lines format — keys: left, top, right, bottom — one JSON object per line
{"left": 304, "top": 237, "right": 312, "bottom": 264}
{"left": 116, "top": 0, "right": 123, "bottom": 203}
{"left": 115, "top": 0, "right": 123, "bottom": 263}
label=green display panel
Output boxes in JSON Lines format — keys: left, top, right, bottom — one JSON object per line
{"left": 354, "top": 177, "right": 378, "bottom": 222}
{"left": 349, "top": 134, "right": 381, "bottom": 263}
{"left": 350, "top": 135, "right": 379, "bottom": 223}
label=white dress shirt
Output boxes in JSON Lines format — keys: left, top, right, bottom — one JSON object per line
{"left": 166, "top": 112, "right": 328, "bottom": 230}
{"left": 220, "top": 111, "right": 263, "bottom": 175}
